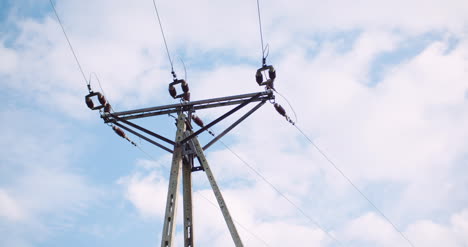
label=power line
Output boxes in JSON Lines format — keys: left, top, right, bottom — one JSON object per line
{"left": 256, "top": 0, "right": 266, "bottom": 64}
{"left": 151, "top": 0, "right": 174, "bottom": 72}
{"left": 265, "top": 88, "right": 415, "bottom": 246}
{"left": 89, "top": 72, "right": 107, "bottom": 96}
{"left": 217, "top": 140, "right": 344, "bottom": 246}
{"left": 196, "top": 191, "right": 271, "bottom": 247}
{"left": 293, "top": 125, "right": 416, "bottom": 247}
{"left": 273, "top": 89, "right": 298, "bottom": 124}
{"left": 48, "top": 0, "right": 89, "bottom": 86}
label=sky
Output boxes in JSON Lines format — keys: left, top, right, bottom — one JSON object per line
{"left": 1, "top": 0, "right": 468, "bottom": 246}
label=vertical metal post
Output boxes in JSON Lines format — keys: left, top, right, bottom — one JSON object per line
{"left": 160, "top": 112, "right": 186, "bottom": 247}
{"left": 182, "top": 156, "right": 194, "bottom": 247}
{"left": 191, "top": 136, "right": 244, "bottom": 247}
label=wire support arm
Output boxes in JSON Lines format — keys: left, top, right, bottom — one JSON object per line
{"left": 113, "top": 122, "right": 173, "bottom": 153}
{"left": 105, "top": 90, "right": 274, "bottom": 121}
{"left": 180, "top": 93, "right": 263, "bottom": 145}
{"left": 109, "top": 115, "right": 175, "bottom": 146}
{"left": 203, "top": 100, "right": 267, "bottom": 150}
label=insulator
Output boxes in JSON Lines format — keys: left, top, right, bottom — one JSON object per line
{"left": 85, "top": 97, "right": 94, "bottom": 109}
{"left": 274, "top": 103, "right": 286, "bottom": 117}
{"left": 268, "top": 67, "right": 276, "bottom": 80}
{"left": 169, "top": 85, "right": 177, "bottom": 98}
{"left": 183, "top": 91, "right": 191, "bottom": 101}
{"left": 192, "top": 115, "right": 204, "bottom": 127}
{"left": 112, "top": 126, "right": 126, "bottom": 139}
{"left": 104, "top": 103, "right": 111, "bottom": 113}
{"left": 181, "top": 80, "right": 189, "bottom": 93}
{"left": 97, "top": 93, "right": 107, "bottom": 105}
{"left": 256, "top": 71, "right": 263, "bottom": 84}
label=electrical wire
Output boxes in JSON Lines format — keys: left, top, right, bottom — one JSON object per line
{"left": 151, "top": 0, "right": 174, "bottom": 72}
{"left": 135, "top": 144, "right": 159, "bottom": 161}
{"left": 217, "top": 140, "right": 343, "bottom": 246}
{"left": 89, "top": 72, "right": 107, "bottom": 96}
{"left": 196, "top": 191, "right": 271, "bottom": 247}
{"left": 203, "top": 128, "right": 342, "bottom": 246}
{"left": 256, "top": 0, "right": 266, "bottom": 64}
{"left": 273, "top": 89, "right": 298, "bottom": 124}
{"left": 293, "top": 125, "right": 416, "bottom": 247}
{"left": 49, "top": 0, "right": 89, "bottom": 86}
{"left": 268, "top": 88, "right": 413, "bottom": 246}
{"left": 179, "top": 57, "right": 187, "bottom": 81}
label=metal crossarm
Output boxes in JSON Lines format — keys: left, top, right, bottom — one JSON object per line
{"left": 103, "top": 90, "right": 274, "bottom": 121}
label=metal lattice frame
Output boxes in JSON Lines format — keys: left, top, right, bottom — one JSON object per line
{"left": 101, "top": 90, "right": 274, "bottom": 247}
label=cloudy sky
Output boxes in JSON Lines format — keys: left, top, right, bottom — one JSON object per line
{"left": 1, "top": 0, "right": 468, "bottom": 246}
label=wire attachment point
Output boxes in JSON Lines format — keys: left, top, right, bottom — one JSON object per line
{"left": 255, "top": 65, "right": 276, "bottom": 90}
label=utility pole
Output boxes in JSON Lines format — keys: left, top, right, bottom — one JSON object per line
{"left": 91, "top": 89, "right": 275, "bottom": 247}
{"left": 56, "top": 0, "right": 285, "bottom": 244}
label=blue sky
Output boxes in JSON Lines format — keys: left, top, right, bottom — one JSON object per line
{"left": 1, "top": 0, "right": 468, "bottom": 247}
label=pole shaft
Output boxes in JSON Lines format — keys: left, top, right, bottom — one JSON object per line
{"left": 160, "top": 113, "right": 186, "bottom": 247}
{"left": 183, "top": 156, "right": 194, "bottom": 247}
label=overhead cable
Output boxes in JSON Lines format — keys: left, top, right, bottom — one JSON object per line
{"left": 209, "top": 135, "right": 343, "bottom": 246}
{"left": 49, "top": 0, "right": 89, "bottom": 86}
{"left": 151, "top": 0, "right": 174, "bottom": 72}
{"left": 256, "top": 0, "right": 266, "bottom": 64}
{"left": 268, "top": 88, "right": 415, "bottom": 246}
{"left": 293, "top": 125, "right": 416, "bottom": 247}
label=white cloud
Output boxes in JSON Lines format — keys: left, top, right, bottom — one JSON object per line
{"left": 2, "top": 0, "right": 468, "bottom": 246}
{"left": 0, "top": 189, "right": 26, "bottom": 221}
{"left": 0, "top": 108, "right": 99, "bottom": 246}
{"left": 119, "top": 171, "right": 169, "bottom": 218}
{"left": 117, "top": 32, "right": 468, "bottom": 246}
{"left": 0, "top": 44, "right": 18, "bottom": 73}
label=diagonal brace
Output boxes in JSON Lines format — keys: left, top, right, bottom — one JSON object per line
{"left": 203, "top": 100, "right": 267, "bottom": 150}
{"left": 180, "top": 93, "right": 262, "bottom": 144}
{"left": 111, "top": 115, "right": 175, "bottom": 146}
{"left": 113, "top": 122, "right": 173, "bottom": 153}
{"left": 191, "top": 135, "right": 244, "bottom": 247}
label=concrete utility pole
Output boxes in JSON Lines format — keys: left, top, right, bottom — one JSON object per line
{"left": 99, "top": 90, "right": 275, "bottom": 247}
